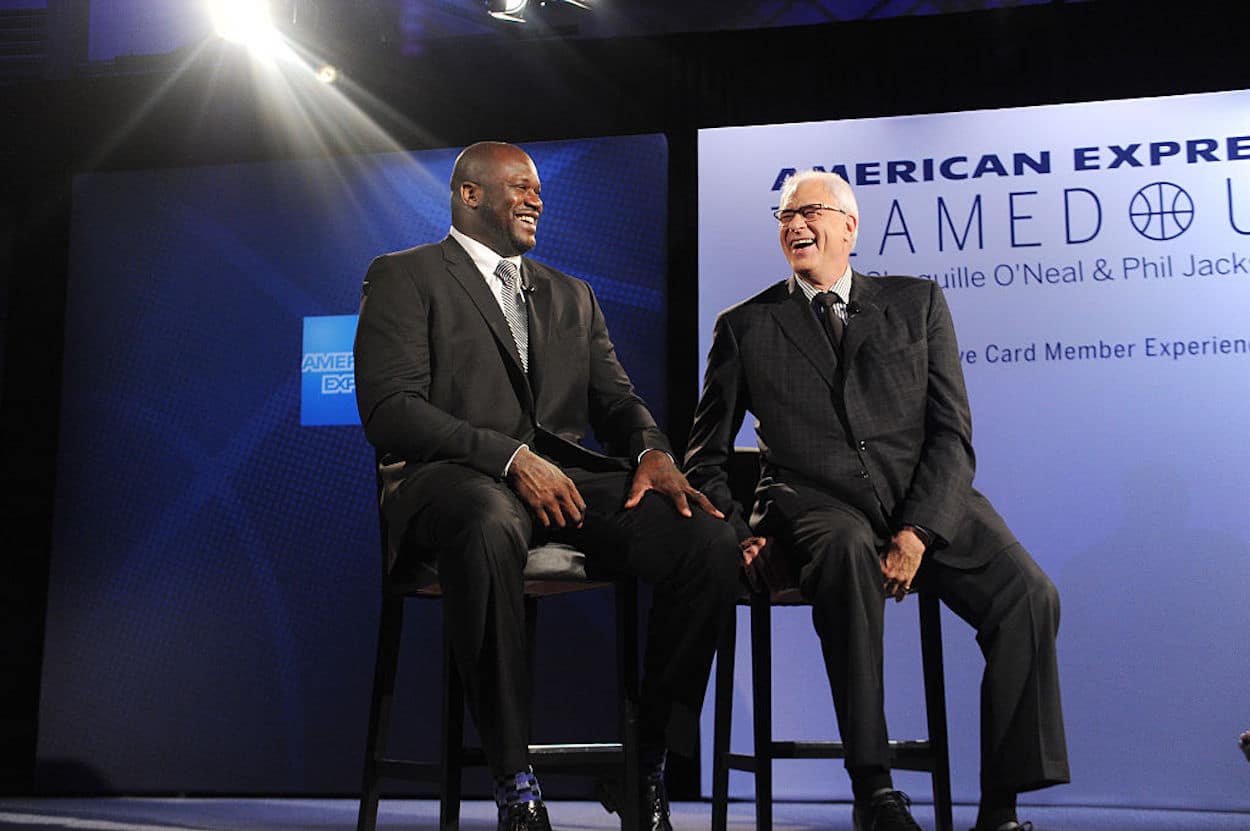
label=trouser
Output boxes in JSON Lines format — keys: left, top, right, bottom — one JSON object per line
{"left": 779, "top": 498, "right": 1070, "bottom": 794}
{"left": 400, "top": 463, "right": 742, "bottom": 776}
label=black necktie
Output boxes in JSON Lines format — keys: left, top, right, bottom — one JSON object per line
{"left": 812, "top": 291, "right": 844, "bottom": 353}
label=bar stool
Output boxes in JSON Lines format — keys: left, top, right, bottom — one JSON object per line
{"left": 710, "top": 448, "right": 952, "bottom": 831}
{"left": 357, "top": 524, "right": 640, "bottom": 831}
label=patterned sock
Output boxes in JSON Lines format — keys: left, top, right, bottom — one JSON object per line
{"left": 640, "top": 747, "right": 667, "bottom": 783}
{"left": 494, "top": 766, "right": 542, "bottom": 818}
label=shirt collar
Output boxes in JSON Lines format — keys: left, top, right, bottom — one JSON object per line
{"left": 449, "top": 225, "right": 522, "bottom": 282}
{"left": 795, "top": 264, "right": 853, "bottom": 304}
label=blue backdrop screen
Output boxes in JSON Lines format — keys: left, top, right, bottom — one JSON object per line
{"left": 38, "top": 135, "right": 668, "bottom": 793}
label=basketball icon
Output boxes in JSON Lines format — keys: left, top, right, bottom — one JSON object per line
{"left": 1129, "top": 182, "right": 1194, "bottom": 241}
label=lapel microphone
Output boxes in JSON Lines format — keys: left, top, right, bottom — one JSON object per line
{"left": 846, "top": 301, "right": 862, "bottom": 317}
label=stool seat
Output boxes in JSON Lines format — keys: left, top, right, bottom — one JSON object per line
{"left": 390, "top": 542, "right": 611, "bottom": 597}
{"left": 745, "top": 586, "right": 805, "bottom": 605}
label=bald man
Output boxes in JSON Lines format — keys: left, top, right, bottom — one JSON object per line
{"left": 354, "top": 142, "right": 740, "bottom": 831}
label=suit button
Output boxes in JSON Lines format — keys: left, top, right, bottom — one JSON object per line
{"left": 856, "top": 469, "right": 869, "bottom": 478}
{"left": 857, "top": 440, "right": 867, "bottom": 451}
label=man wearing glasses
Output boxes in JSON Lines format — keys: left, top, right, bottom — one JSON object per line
{"left": 685, "top": 171, "right": 1069, "bottom": 831}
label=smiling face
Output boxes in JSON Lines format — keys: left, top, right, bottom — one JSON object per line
{"left": 777, "top": 178, "right": 858, "bottom": 289}
{"left": 454, "top": 143, "right": 543, "bottom": 256}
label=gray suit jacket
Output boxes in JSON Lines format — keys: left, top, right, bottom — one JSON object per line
{"left": 354, "top": 236, "right": 669, "bottom": 570}
{"left": 685, "top": 272, "right": 1014, "bottom": 569}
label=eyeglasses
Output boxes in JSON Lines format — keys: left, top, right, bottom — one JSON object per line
{"left": 773, "top": 203, "right": 848, "bottom": 224}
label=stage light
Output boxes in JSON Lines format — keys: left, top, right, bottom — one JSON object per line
{"left": 315, "top": 63, "right": 339, "bottom": 84}
{"left": 556, "top": 0, "right": 591, "bottom": 8}
{"left": 208, "top": 0, "right": 281, "bottom": 53}
{"left": 487, "top": 0, "right": 528, "bottom": 23}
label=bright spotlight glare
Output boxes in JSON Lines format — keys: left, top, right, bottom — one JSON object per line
{"left": 316, "top": 64, "right": 339, "bottom": 84}
{"left": 488, "top": 0, "right": 528, "bottom": 23}
{"left": 209, "top": 0, "right": 281, "bottom": 52}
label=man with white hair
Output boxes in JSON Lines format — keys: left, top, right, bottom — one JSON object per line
{"left": 685, "top": 170, "right": 1069, "bottom": 831}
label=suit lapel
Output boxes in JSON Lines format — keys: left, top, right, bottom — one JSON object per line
{"left": 520, "top": 259, "right": 549, "bottom": 399}
{"left": 770, "top": 277, "right": 838, "bottom": 389}
{"left": 840, "top": 272, "right": 884, "bottom": 370}
{"left": 441, "top": 238, "right": 535, "bottom": 411}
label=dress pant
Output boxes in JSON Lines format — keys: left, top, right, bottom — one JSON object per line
{"left": 399, "top": 462, "right": 742, "bottom": 776}
{"left": 772, "top": 494, "right": 1070, "bottom": 795}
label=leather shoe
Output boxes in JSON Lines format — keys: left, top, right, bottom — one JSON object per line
{"left": 642, "top": 777, "right": 674, "bottom": 831}
{"left": 853, "top": 789, "right": 923, "bottom": 831}
{"left": 970, "top": 823, "right": 1033, "bottom": 831}
{"left": 498, "top": 799, "right": 552, "bottom": 831}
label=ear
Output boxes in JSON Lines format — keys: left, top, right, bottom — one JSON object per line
{"left": 459, "top": 181, "right": 481, "bottom": 207}
{"left": 844, "top": 211, "right": 858, "bottom": 241}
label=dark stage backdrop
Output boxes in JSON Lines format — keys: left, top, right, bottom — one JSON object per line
{"left": 37, "top": 134, "right": 668, "bottom": 793}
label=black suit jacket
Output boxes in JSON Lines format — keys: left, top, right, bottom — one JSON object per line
{"left": 685, "top": 272, "right": 1014, "bottom": 569}
{"left": 354, "top": 236, "right": 669, "bottom": 570}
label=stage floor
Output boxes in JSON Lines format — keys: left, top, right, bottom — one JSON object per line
{"left": 1, "top": 798, "right": 1247, "bottom": 830}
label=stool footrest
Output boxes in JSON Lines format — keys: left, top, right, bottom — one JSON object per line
{"left": 528, "top": 742, "right": 626, "bottom": 769}
{"left": 728, "top": 739, "right": 935, "bottom": 766}
{"left": 375, "top": 743, "right": 630, "bottom": 777}
{"left": 770, "top": 740, "right": 846, "bottom": 759}
{"left": 889, "top": 740, "right": 937, "bottom": 771}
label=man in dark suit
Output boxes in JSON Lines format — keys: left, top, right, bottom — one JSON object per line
{"left": 684, "top": 171, "right": 1069, "bottom": 831}
{"left": 353, "top": 141, "right": 740, "bottom": 831}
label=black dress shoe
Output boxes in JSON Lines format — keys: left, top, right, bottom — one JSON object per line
{"left": 852, "top": 789, "right": 923, "bottom": 831}
{"left": 499, "top": 799, "right": 553, "bottom": 831}
{"left": 641, "top": 777, "right": 673, "bottom": 831}
{"left": 969, "top": 823, "right": 1033, "bottom": 831}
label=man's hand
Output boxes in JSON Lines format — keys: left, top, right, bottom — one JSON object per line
{"left": 740, "top": 536, "right": 768, "bottom": 593}
{"left": 507, "top": 446, "right": 586, "bottom": 528}
{"left": 881, "top": 527, "right": 926, "bottom": 602}
{"left": 623, "top": 450, "right": 724, "bottom": 519}
{"left": 741, "top": 536, "right": 767, "bottom": 570}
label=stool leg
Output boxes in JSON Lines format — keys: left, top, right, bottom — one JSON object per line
{"left": 525, "top": 594, "right": 539, "bottom": 749}
{"left": 919, "top": 593, "right": 953, "bottom": 831}
{"left": 711, "top": 607, "right": 737, "bottom": 831}
{"left": 357, "top": 596, "right": 404, "bottom": 831}
{"left": 441, "top": 610, "right": 465, "bottom": 831}
{"left": 616, "top": 580, "right": 640, "bottom": 831}
{"left": 750, "top": 594, "right": 773, "bottom": 831}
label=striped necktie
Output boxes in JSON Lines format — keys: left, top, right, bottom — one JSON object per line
{"left": 494, "top": 259, "right": 529, "bottom": 373}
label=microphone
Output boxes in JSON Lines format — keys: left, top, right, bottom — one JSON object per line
{"left": 846, "top": 301, "right": 862, "bottom": 316}
{"left": 522, "top": 281, "right": 537, "bottom": 294}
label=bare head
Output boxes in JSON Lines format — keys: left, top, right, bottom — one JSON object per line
{"left": 449, "top": 141, "right": 543, "bottom": 256}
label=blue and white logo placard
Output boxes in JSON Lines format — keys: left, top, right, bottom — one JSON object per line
{"left": 301, "top": 314, "right": 359, "bottom": 426}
